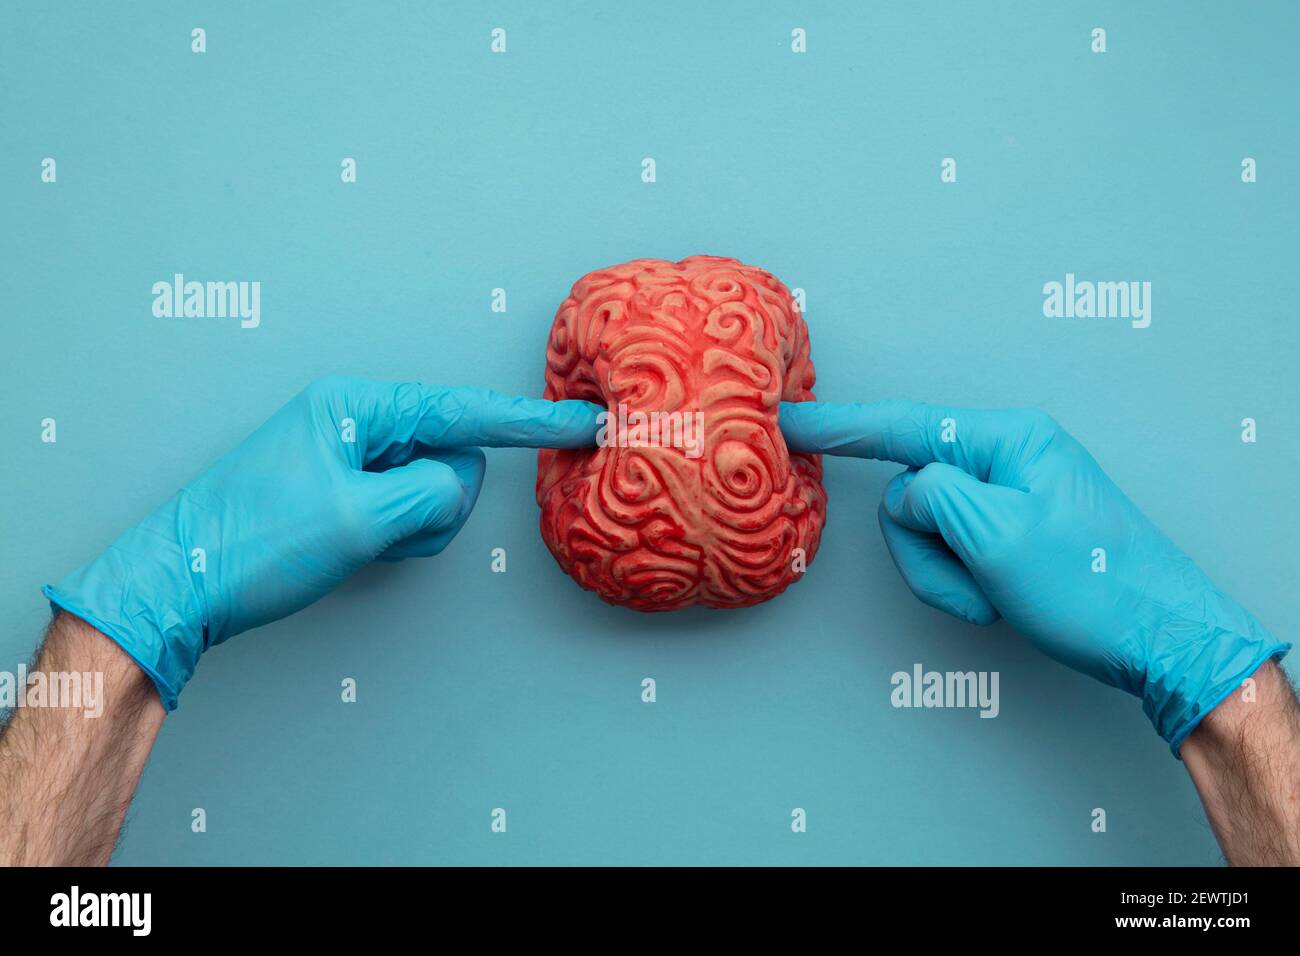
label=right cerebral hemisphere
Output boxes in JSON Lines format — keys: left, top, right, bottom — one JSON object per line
{"left": 536, "top": 256, "right": 827, "bottom": 611}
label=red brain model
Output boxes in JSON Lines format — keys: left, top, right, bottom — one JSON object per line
{"left": 536, "top": 256, "right": 826, "bottom": 611}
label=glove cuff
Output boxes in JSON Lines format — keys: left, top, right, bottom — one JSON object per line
{"left": 42, "top": 584, "right": 183, "bottom": 710}
{"left": 41, "top": 503, "right": 209, "bottom": 710}
{"left": 1144, "top": 606, "right": 1291, "bottom": 757}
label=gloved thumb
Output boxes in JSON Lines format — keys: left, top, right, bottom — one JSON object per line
{"left": 882, "top": 461, "right": 1029, "bottom": 564}
{"left": 359, "top": 457, "right": 468, "bottom": 554}
{"left": 379, "top": 448, "right": 487, "bottom": 560}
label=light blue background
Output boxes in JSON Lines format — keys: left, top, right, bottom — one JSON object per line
{"left": 2, "top": 1, "right": 1297, "bottom": 865}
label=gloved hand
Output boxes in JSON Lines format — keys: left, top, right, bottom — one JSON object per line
{"left": 44, "top": 377, "right": 601, "bottom": 710}
{"left": 781, "top": 400, "right": 1290, "bottom": 755}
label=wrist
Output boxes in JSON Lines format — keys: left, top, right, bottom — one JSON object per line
{"left": 1180, "top": 659, "right": 1300, "bottom": 865}
{"left": 0, "top": 612, "right": 165, "bottom": 865}
{"left": 1186, "top": 659, "right": 1292, "bottom": 750}
{"left": 44, "top": 611, "right": 162, "bottom": 710}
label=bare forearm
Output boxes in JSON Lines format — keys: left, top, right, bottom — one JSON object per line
{"left": 0, "top": 612, "right": 164, "bottom": 865}
{"left": 1181, "top": 659, "right": 1300, "bottom": 865}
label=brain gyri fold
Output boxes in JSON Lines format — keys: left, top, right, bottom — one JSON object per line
{"left": 536, "top": 256, "right": 827, "bottom": 611}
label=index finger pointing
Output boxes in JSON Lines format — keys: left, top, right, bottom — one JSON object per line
{"left": 779, "top": 399, "right": 1008, "bottom": 477}
{"left": 384, "top": 383, "right": 603, "bottom": 450}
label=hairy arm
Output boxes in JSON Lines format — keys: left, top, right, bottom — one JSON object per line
{"left": 0, "top": 612, "right": 164, "bottom": 865}
{"left": 1180, "top": 660, "right": 1300, "bottom": 865}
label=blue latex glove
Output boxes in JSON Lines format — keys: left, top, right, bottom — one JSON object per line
{"left": 781, "top": 400, "right": 1290, "bottom": 755}
{"left": 44, "top": 377, "right": 601, "bottom": 710}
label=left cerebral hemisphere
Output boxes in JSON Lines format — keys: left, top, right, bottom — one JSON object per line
{"left": 536, "top": 255, "right": 827, "bottom": 611}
